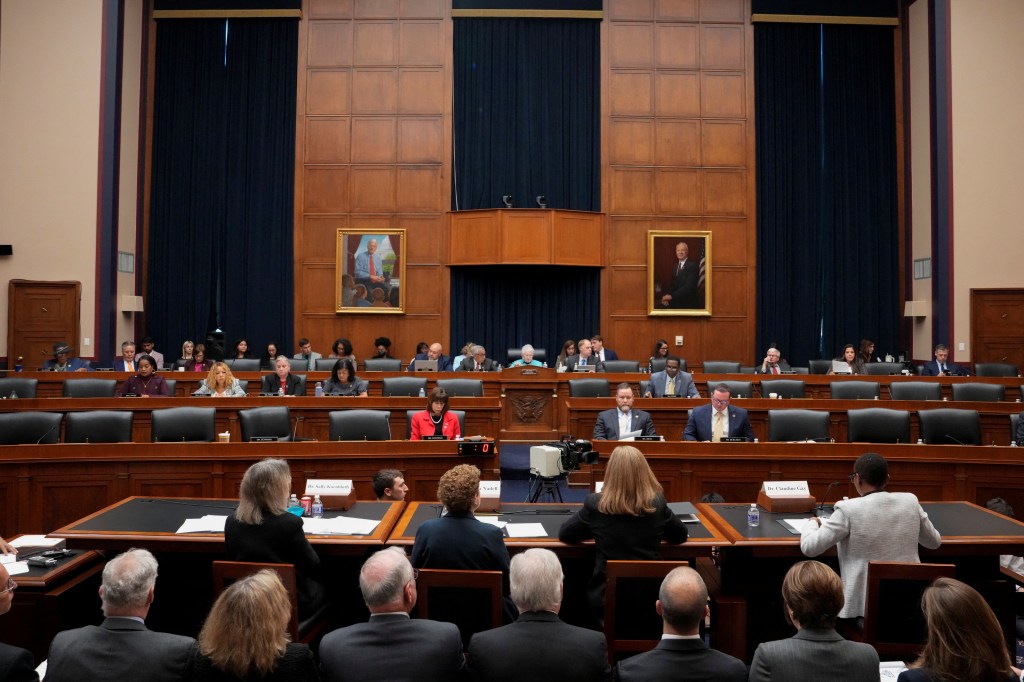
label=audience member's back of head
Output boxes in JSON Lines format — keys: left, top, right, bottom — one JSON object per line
{"left": 101, "top": 548, "right": 158, "bottom": 616}
{"left": 510, "top": 548, "right": 562, "bottom": 614}
{"left": 658, "top": 567, "right": 707, "bottom": 634}
{"left": 437, "top": 464, "right": 480, "bottom": 514}
{"left": 781, "top": 560, "right": 843, "bottom": 630}
{"left": 359, "top": 546, "right": 413, "bottom": 609}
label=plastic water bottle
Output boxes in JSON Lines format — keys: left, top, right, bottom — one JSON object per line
{"left": 418, "top": 387, "right": 426, "bottom": 398}
{"left": 278, "top": 386, "right": 284, "bottom": 397}
{"left": 14, "top": 356, "right": 23, "bottom": 372}
{"left": 312, "top": 495, "right": 324, "bottom": 518}
{"left": 315, "top": 381, "right": 323, "bottom": 397}
{"left": 916, "top": 438, "right": 923, "bottom": 445}
{"left": 747, "top": 503, "right": 760, "bottom": 527}
{"left": 288, "top": 493, "right": 299, "bottom": 508}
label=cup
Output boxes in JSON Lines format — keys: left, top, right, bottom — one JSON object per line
{"left": 217, "top": 432, "right": 230, "bottom": 443}
{"left": 768, "top": 393, "right": 779, "bottom": 399}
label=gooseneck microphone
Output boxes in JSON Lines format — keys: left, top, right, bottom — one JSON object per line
{"left": 36, "top": 421, "right": 61, "bottom": 444}
{"left": 817, "top": 481, "right": 843, "bottom": 511}
{"left": 944, "top": 434, "right": 967, "bottom": 446}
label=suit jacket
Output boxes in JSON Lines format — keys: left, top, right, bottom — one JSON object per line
{"left": 647, "top": 370, "right": 698, "bottom": 398}
{"left": 467, "top": 611, "right": 611, "bottom": 682}
{"left": 260, "top": 373, "right": 306, "bottom": 396}
{"left": 748, "top": 628, "right": 880, "bottom": 682}
{"left": 564, "top": 355, "right": 605, "bottom": 372}
{"left": 117, "top": 373, "right": 171, "bottom": 397}
{"left": 409, "top": 410, "right": 461, "bottom": 440}
{"left": 457, "top": 357, "right": 500, "bottom": 372}
{"left": 406, "top": 353, "right": 455, "bottom": 372}
{"left": 112, "top": 358, "right": 139, "bottom": 372}
{"left": 667, "top": 259, "right": 700, "bottom": 309}
{"left": 189, "top": 642, "right": 319, "bottom": 681}
{"left": 595, "top": 349, "right": 619, "bottom": 362}
{"left": 0, "top": 642, "right": 38, "bottom": 682}
{"left": 45, "top": 617, "right": 194, "bottom": 682}
{"left": 800, "top": 491, "right": 942, "bottom": 618}
{"left": 756, "top": 360, "right": 793, "bottom": 375}
{"left": 42, "top": 357, "right": 92, "bottom": 372}
{"left": 593, "top": 408, "right": 656, "bottom": 440}
{"left": 319, "top": 613, "right": 465, "bottom": 682}
{"left": 183, "top": 358, "right": 214, "bottom": 373}
{"left": 920, "top": 359, "right": 965, "bottom": 376}
{"left": 683, "top": 403, "right": 755, "bottom": 441}
{"left": 616, "top": 638, "right": 746, "bottom": 682}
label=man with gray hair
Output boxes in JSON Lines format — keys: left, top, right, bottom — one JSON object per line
{"left": 458, "top": 345, "right": 499, "bottom": 372}
{"left": 319, "top": 546, "right": 465, "bottom": 681}
{"left": 45, "top": 548, "right": 194, "bottom": 681}
{"left": 616, "top": 567, "right": 746, "bottom": 681}
{"left": 467, "top": 548, "right": 611, "bottom": 681}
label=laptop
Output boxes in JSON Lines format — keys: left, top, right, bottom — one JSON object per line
{"left": 413, "top": 359, "right": 438, "bottom": 372}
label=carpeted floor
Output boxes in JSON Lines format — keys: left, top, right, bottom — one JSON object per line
{"left": 499, "top": 443, "right": 590, "bottom": 503}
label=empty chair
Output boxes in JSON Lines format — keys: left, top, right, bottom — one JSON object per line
{"left": 0, "top": 377, "right": 38, "bottom": 399}
{"left": 415, "top": 568, "right": 504, "bottom": 649}
{"left": 704, "top": 380, "right": 753, "bottom": 399}
{"left": 506, "top": 348, "right": 547, "bottom": 364}
{"left": 239, "top": 406, "right": 292, "bottom": 442}
{"left": 739, "top": 366, "right": 758, "bottom": 374}
{"left": 767, "top": 409, "right": 830, "bottom": 442}
{"left": 974, "top": 362, "right": 1018, "bottom": 377}
{"left": 864, "top": 362, "right": 903, "bottom": 376}
{"left": 0, "top": 412, "right": 63, "bottom": 445}
{"left": 847, "top": 408, "right": 911, "bottom": 444}
{"left": 287, "top": 357, "right": 310, "bottom": 373}
{"left": 406, "top": 410, "right": 466, "bottom": 439}
{"left": 807, "top": 359, "right": 833, "bottom": 375}
{"left": 889, "top": 381, "right": 942, "bottom": 401}
{"left": 603, "top": 360, "right": 641, "bottom": 373}
{"left": 329, "top": 410, "right": 391, "bottom": 441}
{"left": 829, "top": 381, "right": 881, "bottom": 400}
{"left": 363, "top": 358, "right": 402, "bottom": 372}
{"left": 791, "top": 367, "right": 809, "bottom": 374}
{"left": 568, "top": 378, "right": 610, "bottom": 398}
{"left": 225, "top": 358, "right": 260, "bottom": 371}
{"left": 314, "top": 358, "right": 337, "bottom": 371}
{"left": 382, "top": 377, "right": 427, "bottom": 397}
{"left": 65, "top": 410, "right": 133, "bottom": 444}
{"left": 163, "top": 379, "right": 177, "bottom": 396}
{"left": 918, "top": 408, "right": 981, "bottom": 445}
{"left": 150, "top": 406, "right": 216, "bottom": 442}
{"left": 760, "top": 379, "right": 806, "bottom": 399}
{"left": 62, "top": 378, "right": 117, "bottom": 398}
{"left": 860, "top": 561, "right": 956, "bottom": 660}
{"left": 436, "top": 379, "right": 483, "bottom": 397}
{"left": 951, "top": 383, "right": 1005, "bottom": 402}
{"left": 702, "top": 361, "right": 741, "bottom": 374}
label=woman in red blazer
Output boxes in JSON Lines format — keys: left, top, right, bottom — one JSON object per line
{"left": 410, "top": 387, "right": 461, "bottom": 440}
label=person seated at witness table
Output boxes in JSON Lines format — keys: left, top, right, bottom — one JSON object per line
{"left": 184, "top": 344, "right": 213, "bottom": 373}
{"left": 458, "top": 345, "right": 499, "bottom": 372}
{"left": 323, "top": 358, "right": 368, "bottom": 397}
{"left": 372, "top": 469, "right": 407, "bottom": 501}
{"left": 139, "top": 337, "right": 164, "bottom": 369}
{"left": 564, "top": 338, "right": 605, "bottom": 372}
{"left": 191, "top": 569, "right": 319, "bottom": 682}
{"left": 756, "top": 346, "right": 792, "bottom": 374}
{"left": 327, "top": 337, "right": 356, "bottom": 364}
{"left": 259, "top": 342, "right": 280, "bottom": 371}
{"left": 406, "top": 342, "right": 454, "bottom": 372}
{"left": 193, "top": 362, "right": 246, "bottom": 397}
{"left": 117, "top": 355, "right": 171, "bottom": 397}
{"left": 827, "top": 344, "right": 867, "bottom": 375}
{"left": 898, "top": 578, "right": 1022, "bottom": 682}
{"left": 225, "top": 459, "right": 326, "bottom": 621}
{"left": 409, "top": 387, "right": 461, "bottom": 440}
{"left": 0, "top": 537, "right": 16, "bottom": 555}
{"left": 590, "top": 334, "right": 618, "bottom": 362}
{"left": 748, "top": 561, "right": 879, "bottom": 682}
{"left": 594, "top": 383, "right": 657, "bottom": 440}
{"left": 800, "top": 452, "right": 942, "bottom": 622}
{"left": 858, "top": 339, "right": 878, "bottom": 365}
{"left": 261, "top": 356, "right": 306, "bottom": 396}
{"left": 43, "top": 341, "right": 91, "bottom": 372}
{"left": 556, "top": 339, "right": 577, "bottom": 370}
{"left": 920, "top": 343, "right": 966, "bottom": 376}
{"left": 648, "top": 339, "right": 670, "bottom": 373}
{"left": 509, "top": 344, "right": 544, "bottom": 367}
{"left": 371, "top": 336, "right": 394, "bottom": 359}
{"left": 559, "top": 445, "right": 688, "bottom": 621}
{"left": 683, "top": 383, "right": 755, "bottom": 442}
{"left": 229, "top": 338, "right": 252, "bottom": 360}
{"left": 645, "top": 356, "right": 698, "bottom": 398}
{"left": 177, "top": 339, "right": 195, "bottom": 368}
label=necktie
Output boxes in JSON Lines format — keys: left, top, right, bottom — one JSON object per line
{"left": 772, "top": 365, "right": 779, "bottom": 375}
{"left": 475, "top": 363, "right": 481, "bottom": 371}
{"left": 128, "top": 361, "right": 134, "bottom": 371}
{"left": 620, "top": 411, "right": 630, "bottom": 437}
{"left": 666, "top": 376, "right": 675, "bottom": 396}
{"left": 580, "top": 358, "right": 586, "bottom": 366}
{"left": 369, "top": 257, "right": 376, "bottom": 277}
{"left": 713, "top": 411, "right": 724, "bottom": 442}
{"left": 941, "top": 365, "right": 947, "bottom": 373}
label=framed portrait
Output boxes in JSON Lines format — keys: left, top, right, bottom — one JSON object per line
{"left": 336, "top": 229, "right": 406, "bottom": 313}
{"left": 648, "top": 230, "right": 712, "bottom": 316}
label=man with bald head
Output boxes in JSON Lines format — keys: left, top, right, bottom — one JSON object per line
{"left": 406, "top": 342, "right": 454, "bottom": 372}
{"left": 616, "top": 567, "right": 746, "bottom": 681}
{"left": 319, "top": 546, "right": 465, "bottom": 681}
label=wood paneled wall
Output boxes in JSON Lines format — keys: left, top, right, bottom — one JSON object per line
{"left": 296, "top": 0, "right": 757, "bottom": 366}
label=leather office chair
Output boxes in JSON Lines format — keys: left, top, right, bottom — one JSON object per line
{"left": 759, "top": 379, "right": 806, "bottom": 399}
{"left": 951, "top": 382, "right": 1005, "bottom": 402}
{"left": 807, "top": 359, "right": 833, "bottom": 375}
{"left": 62, "top": 378, "right": 117, "bottom": 398}
{"left": 314, "top": 358, "right": 337, "bottom": 371}
{"left": 918, "top": 408, "right": 981, "bottom": 445}
{"left": 225, "top": 358, "right": 260, "bottom": 371}
{"left": 211, "top": 561, "right": 331, "bottom": 644}
{"left": 568, "top": 378, "right": 610, "bottom": 398}
{"left": 739, "top": 366, "right": 757, "bottom": 374}
{"left": 847, "top": 408, "right": 911, "bottom": 444}
{"left": 829, "top": 381, "right": 880, "bottom": 400}
{"left": 649, "top": 358, "right": 667, "bottom": 373}
{"left": 506, "top": 348, "right": 547, "bottom": 365}
{"left": 436, "top": 379, "right": 483, "bottom": 397}
{"left": 239, "top": 406, "right": 292, "bottom": 442}
{"left": 150, "top": 406, "right": 216, "bottom": 442}
{"left": 705, "top": 380, "right": 753, "bottom": 399}
{"left": 287, "top": 357, "right": 310, "bottom": 373}
{"left": 163, "top": 379, "right": 177, "bottom": 396}
{"left": 381, "top": 377, "right": 427, "bottom": 397}
{"left": 604, "top": 560, "right": 692, "bottom": 659}
{"left": 0, "top": 411, "right": 63, "bottom": 445}
{"left": 363, "top": 358, "right": 402, "bottom": 372}
{"left": 639, "top": 380, "right": 651, "bottom": 397}
{"left": 415, "top": 568, "right": 503, "bottom": 649}
{"left": 859, "top": 561, "right": 956, "bottom": 660}
{"left": 864, "top": 362, "right": 903, "bottom": 376}
{"left": 888, "top": 381, "right": 942, "bottom": 401}
{"left": 767, "top": 409, "right": 830, "bottom": 442}
{"left": 65, "top": 410, "right": 133, "bottom": 444}
{"left": 791, "top": 367, "right": 809, "bottom": 374}
{"left": 702, "top": 361, "right": 741, "bottom": 374}
{"left": 405, "top": 410, "right": 465, "bottom": 439}
{"left": 974, "top": 362, "right": 1018, "bottom": 377}
{"left": 329, "top": 409, "right": 391, "bottom": 440}
{"left": 0, "top": 378, "right": 38, "bottom": 399}
{"left": 603, "top": 360, "right": 641, "bottom": 373}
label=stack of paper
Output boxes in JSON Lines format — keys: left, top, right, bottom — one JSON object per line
{"left": 175, "top": 516, "right": 228, "bottom": 534}
{"left": 302, "top": 516, "right": 379, "bottom": 535}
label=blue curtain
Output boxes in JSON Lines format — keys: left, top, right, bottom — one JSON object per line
{"left": 452, "top": 18, "right": 600, "bottom": 211}
{"left": 755, "top": 24, "right": 899, "bottom": 365}
{"left": 147, "top": 18, "right": 296, "bottom": 355}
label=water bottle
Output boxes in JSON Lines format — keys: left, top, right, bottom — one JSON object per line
{"left": 312, "top": 495, "right": 324, "bottom": 518}
{"left": 14, "top": 356, "right": 23, "bottom": 372}
{"left": 278, "top": 386, "right": 284, "bottom": 397}
{"left": 315, "top": 381, "right": 323, "bottom": 397}
{"left": 916, "top": 438, "right": 923, "bottom": 445}
{"left": 288, "top": 493, "right": 299, "bottom": 508}
{"left": 418, "top": 387, "right": 426, "bottom": 398}
{"left": 747, "top": 503, "right": 760, "bottom": 528}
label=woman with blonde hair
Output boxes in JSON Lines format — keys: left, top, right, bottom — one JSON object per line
{"left": 898, "top": 577, "right": 1020, "bottom": 682}
{"left": 193, "top": 362, "right": 246, "bottom": 397}
{"left": 191, "top": 569, "right": 320, "bottom": 681}
{"left": 559, "top": 445, "right": 688, "bottom": 619}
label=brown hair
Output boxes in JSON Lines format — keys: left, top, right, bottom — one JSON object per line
{"left": 597, "top": 445, "right": 662, "bottom": 516}
{"left": 426, "top": 387, "right": 450, "bottom": 413}
{"left": 781, "top": 560, "right": 843, "bottom": 630}
{"left": 204, "top": 362, "right": 236, "bottom": 391}
{"left": 437, "top": 464, "right": 480, "bottom": 514}
{"left": 235, "top": 459, "right": 290, "bottom": 525}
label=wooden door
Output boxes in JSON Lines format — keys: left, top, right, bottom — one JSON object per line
{"left": 970, "top": 288, "right": 1024, "bottom": 367}
{"left": 7, "top": 280, "right": 81, "bottom": 370}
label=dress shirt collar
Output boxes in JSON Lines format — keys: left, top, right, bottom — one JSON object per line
{"left": 661, "top": 633, "right": 702, "bottom": 640}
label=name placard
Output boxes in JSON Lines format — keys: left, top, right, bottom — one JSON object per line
{"left": 305, "top": 479, "right": 353, "bottom": 496}
{"left": 761, "top": 481, "right": 811, "bottom": 498}
{"left": 479, "top": 481, "right": 501, "bottom": 498}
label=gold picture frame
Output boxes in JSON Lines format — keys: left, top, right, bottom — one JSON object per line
{"left": 648, "top": 230, "right": 712, "bottom": 316}
{"left": 335, "top": 229, "right": 406, "bottom": 313}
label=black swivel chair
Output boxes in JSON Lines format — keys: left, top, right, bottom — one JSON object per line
{"left": 603, "top": 360, "right": 641, "bottom": 373}
{"left": 62, "top": 378, "right": 117, "bottom": 398}
{"left": 568, "top": 379, "right": 610, "bottom": 398}
{"left": 702, "top": 361, "right": 741, "bottom": 374}
{"left": 314, "top": 358, "right": 337, "bottom": 371}
{"left": 65, "top": 411, "right": 134, "bottom": 443}
{"left": 239, "top": 407, "right": 293, "bottom": 442}
{"left": 150, "top": 406, "right": 216, "bottom": 442}
{"left": 436, "top": 379, "right": 483, "bottom": 397}
{"left": 287, "top": 357, "right": 310, "bottom": 373}
{"left": 918, "top": 408, "right": 981, "bottom": 445}
{"left": 705, "top": 381, "right": 753, "bottom": 399}
{"left": 382, "top": 377, "right": 428, "bottom": 397}
{"left": 506, "top": 348, "right": 547, "bottom": 365}
{"left": 329, "top": 410, "right": 391, "bottom": 441}
{"left": 406, "top": 410, "right": 466, "bottom": 439}
{"left": 759, "top": 379, "right": 806, "bottom": 399}
{"left": 225, "top": 358, "right": 260, "bottom": 371}
{"left": 767, "top": 409, "right": 830, "bottom": 442}
{"left": 888, "top": 382, "right": 942, "bottom": 401}
{"left": 807, "top": 359, "right": 833, "bottom": 375}
{"left": 974, "top": 363, "right": 1018, "bottom": 377}
{"left": 951, "top": 383, "right": 1005, "bottom": 402}
{"left": 363, "top": 358, "right": 403, "bottom": 372}
{"left": 829, "top": 381, "right": 881, "bottom": 400}
{"left": 0, "top": 378, "right": 38, "bottom": 398}
{"left": 847, "top": 408, "right": 911, "bottom": 444}
{"left": 0, "top": 412, "right": 64, "bottom": 444}
{"left": 864, "top": 362, "right": 904, "bottom": 376}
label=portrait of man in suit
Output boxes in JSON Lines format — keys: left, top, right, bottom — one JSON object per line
{"left": 649, "top": 231, "right": 712, "bottom": 316}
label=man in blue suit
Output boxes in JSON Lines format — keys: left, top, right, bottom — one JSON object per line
{"left": 645, "top": 357, "right": 698, "bottom": 398}
{"left": 406, "top": 342, "right": 454, "bottom": 372}
{"left": 920, "top": 343, "right": 965, "bottom": 376}
{"left": 683, "top": 383, "right": 755, "bottom": 442}
{"left": 594, "top": 384, "right": 656, "bottom": 440}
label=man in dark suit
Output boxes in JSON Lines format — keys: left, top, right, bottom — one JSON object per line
{"left": 756, "top": 346, "right": 792, "bottom": 374}
{"left": 594, "top": 383, "right": 656, "bottom": 440}
{"left": 45, "top": 549, "right": 194, "bottom": 682}
{"left": 457, "top": 345, "right": 500, "bottom": 371}
{"left": 660, "top": 241, "right": 702, "bottom": 309}
{"left": 645, "top": 357, "right": 699, "bottom": 398}
{"left": 319, "top": 546, "right": 466, "bottom": 682}
{"left": 565, "top": 338, "right": 605, "bottom": 372}
{"left": 468, "top": 548, "right": 611, "bottom": 682}
{"left": 260, "top": 355, "right": 306, "bottom": 395}
{"left": 590, "top": 335, "right": 619, "bottom": 363}
{"left": 921, "top": 343, "right": 966, "bottom": 376}
{"left": 616, "top": 566, "right": 746, "bottom": 682}
{"left": 111, "top": 340, "right": 138, "bottom": 372}
{"left": 0, "top": 561, "right": 39, "bottom": 682}
{"left": 406, "top": 342, "right": 455, "bottom": 372}
{"left": 683, "top": 383, "right": 755, "bottom": 441}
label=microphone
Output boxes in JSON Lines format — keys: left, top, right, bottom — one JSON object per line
{"left": 36, "top": 421, "right": 61, "bottom": 444}
{"left": 816, "top": 480, "right": 843, "bottom": 516}
{"left": 944, "top": 434, "right": 967, "bottom": 445}
{"left": 291, "top": 416, "right": 302, "bottom": 442}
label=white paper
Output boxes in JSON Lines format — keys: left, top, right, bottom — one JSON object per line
{"left": 9, "top": 535, "right": 61, "bottom": 548}
{"left": 475, "top": 516, "right": 507, "bottom": 529}
{"left": 302, "top": 516, "right": 380, "bottom": 536}
{"left": 0, "top": 554, "right": 15, "bottom": 564}
{"left": 175, "top": 515, "right": 228, "bottom": 534}
{"left": 7, "top": 561, "right": 29, "bottom": 575}
{"left": 779, "top": 518, "right": 814, "bottom": 535}
{"left": 617, "top": 429, "right": 641, "bottom": 442}
{"left": 506, "top": 523, "right": 548, "bottom": 538}
{"left": 879, "top": 661, "right": 908, "bottom": 679}
{"left": 35, "top": 660, "right": 46, "bottom": 678}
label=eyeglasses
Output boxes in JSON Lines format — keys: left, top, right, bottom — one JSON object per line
{"left": 0, "top": 577, "right": 16, "bottom": 595}
{"left": 711, "top": 397, "right": 730, "bottom": 406}
{"left": 412, "top": 568, "right": 420, "bottom": 581}
{"left": 847, "top": 472, "right": 858, "bottom": 481}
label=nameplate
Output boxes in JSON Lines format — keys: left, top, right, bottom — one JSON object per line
{"left": 120, "top": 393, "right": 140, "bottom": 398}
{"left": 249, "top": 436, "right": 277, "bottom": 442}
{"left": 635, "top": 435, "right": 661, "bottom": 441}
{"left": 422, "top": 435, "right": 447, "bottom": 441}
{"left": 479, "top": 480, "right": 501, "bottom": 498}
{"left": 719, "top": 436, "right": 745, "bottom": 443}
{"left": 762, "top": 481, "right": 811, "bottom": 498}
{"left": 305, "top": 479, "right": 353, "bottom": 496}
